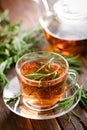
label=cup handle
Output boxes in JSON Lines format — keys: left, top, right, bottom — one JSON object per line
{"left": 66, "top": 69, "right": 78, "bottom": 88}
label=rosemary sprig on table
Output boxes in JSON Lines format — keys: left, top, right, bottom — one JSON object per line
{"left": 65, "top": 55, "right": 82, "bottom": 74}
{"left": 4, "top": 84, "right": 85, "bottom": 111}
{"left": 79, "top": 88, "right": 87, "bottom": 109}
{"left": 0, "top": 10, "right": 42, "bottom": 88}
{"left": 4, "top": 95, "right": 20, "bottom": 105}
{"left": 56, "top": 85, "right": 82, "bottom": 110}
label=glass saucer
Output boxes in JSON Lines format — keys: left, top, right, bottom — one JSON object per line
{"left": 3, "top": 77, "right": 80, "bottom": 120}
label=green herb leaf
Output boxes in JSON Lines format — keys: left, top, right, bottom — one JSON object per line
{"left": 80, "top": 88, "right": 87, "bottom": 109}
{"left": 56, "top": 86, "right": 82, "bottom": 110}
{"left": 65, "top": 55, "right": 82, "bottom": 74}
{"left": 0, "top": 10, "right": 42, "bottom": 89}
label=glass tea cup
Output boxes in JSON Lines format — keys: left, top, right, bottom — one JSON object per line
{"left": 16, "top": 51, "right": 78, "bottom": 111}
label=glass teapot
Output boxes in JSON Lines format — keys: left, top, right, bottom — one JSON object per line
{"left": 36, "top": 0, "right": 87, "bottom": 55}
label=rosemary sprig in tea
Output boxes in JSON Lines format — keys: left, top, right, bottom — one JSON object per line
{"left": 25, "top": 58, "right": 58, "bottom": 81}
{"left": 26, "top": 71, "right": 57, "bottom": 81}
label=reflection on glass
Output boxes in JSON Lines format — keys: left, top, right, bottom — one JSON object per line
{"left": 39, "top": 0, "right": 87, "bottom": 55}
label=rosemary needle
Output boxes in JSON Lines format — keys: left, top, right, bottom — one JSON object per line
{"left": 36, "top": 57, "right": 54, "bottom": 73}
{"left": 56, "top": 87, "right": 82, "bottom": 110}
{"left": 71, "top": 111, "right": 80, "bottom": 119}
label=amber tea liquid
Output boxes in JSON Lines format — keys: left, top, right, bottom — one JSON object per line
{"left": 40, "top": 13, "right": 87, "bottom": 56}
{"left": 17, "top": 58, "right": 66, "bottom": 109}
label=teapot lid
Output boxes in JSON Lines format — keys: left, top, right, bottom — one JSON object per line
{"left": 53, "top": 0, "right": 87, "bottom": 23}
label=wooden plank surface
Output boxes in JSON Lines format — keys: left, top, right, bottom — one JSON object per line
{"left": 0, "top": 0, "right": 39, "bottom": 30}
{"left": 0, "top": 95, "right": 61, "bottom": 130}
{"left": 0, "top": 0, "right": 87, "bottom": 130}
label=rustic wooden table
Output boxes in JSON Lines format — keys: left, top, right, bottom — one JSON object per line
{"left": 0, "top": 0, "right": 87, "bottom": 130}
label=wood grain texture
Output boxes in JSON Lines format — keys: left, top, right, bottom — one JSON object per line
{"left": 31, "top": 119, "right": 61, "bottom": 130}
{"left": 0, "top": 0, "right": 39, "bottom": 30}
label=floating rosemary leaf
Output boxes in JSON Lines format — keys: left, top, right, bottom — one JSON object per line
{"left": 26, "top": 71, "right": 58, "bottom": 81}
{"left": 36, "top": 57, "right": 54, "bottom": 73}
{"left": 51, "top": 71, "right": 57, "bottom": 80}
{"left": 25, "top": 58, "right": 58, "bottom": 81}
